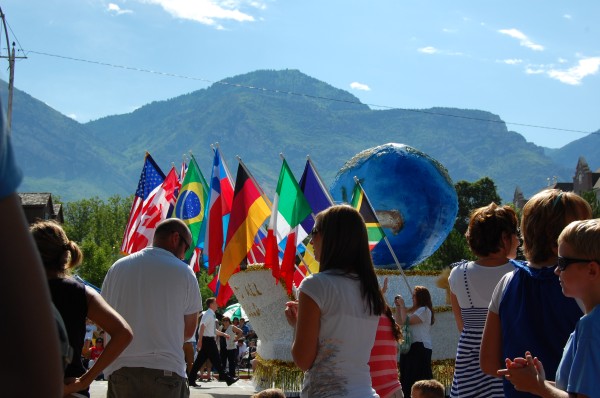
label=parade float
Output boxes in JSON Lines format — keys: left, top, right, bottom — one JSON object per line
{"left": 230, "top": 143, "right": 460, "bottom": 393}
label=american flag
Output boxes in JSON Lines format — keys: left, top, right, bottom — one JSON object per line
{"left": 120, "top": 153, "right": 166, "bottom": 254}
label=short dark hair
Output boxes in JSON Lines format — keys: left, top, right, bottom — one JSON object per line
{"left": 205, "top": 297, "right": 216, "bottom": 307}
{"left": 465, "top": 202, "right": 518, "bottom": 257}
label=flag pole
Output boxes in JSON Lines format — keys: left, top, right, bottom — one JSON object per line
{"left": 307, "top": 156, "right": 335, "bottom": 204}
{"left": 353, "top": 176, "right": 412, "bottom": 294}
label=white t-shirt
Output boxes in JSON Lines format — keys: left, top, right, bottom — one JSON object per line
{"left": 299, "top": 270, "right": 380, "bottom": 398}
{"left": 409, "top": 307, "right": 433, "bottom": 349}
{"left": 101, "top": 246, "right": 202, "bottom": 377}
{"left": 449, "top": 261, "right": 514, "bottom": 308}
{"left": 237, "top": 342, "right": 248, "bottom": 360}
{"left": 200, "top": 308, "right": 217, "bottom": 338}
{"left": 224, "top": 325, "right": 237, "bottom": 350}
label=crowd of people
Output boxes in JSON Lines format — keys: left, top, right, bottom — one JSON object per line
{"left": 2, "top": 97, "right": 599, "bottom": 398}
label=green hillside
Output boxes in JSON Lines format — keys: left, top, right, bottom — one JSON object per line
{"left": 5, "top": 70, "right": 590, "bottom": 202}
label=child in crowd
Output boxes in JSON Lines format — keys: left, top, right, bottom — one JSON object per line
{"left": 411, "top": 379, "right": 445, "bottom": 398}
{"left": 499, "top": 218, "right": 600, "bottom": 397}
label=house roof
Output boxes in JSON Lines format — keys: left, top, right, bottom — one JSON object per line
{"left": 18, "top": 192, "right": 53, "bottom": 207}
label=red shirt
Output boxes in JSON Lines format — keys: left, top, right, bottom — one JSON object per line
{"left": 369, "top": 315, "right": 402, "bottom": 398}
{"left": 89, "top": 346, "right": 104, "bottom": 361}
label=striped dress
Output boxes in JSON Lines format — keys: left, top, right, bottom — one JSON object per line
{"left": 449, "top": 260, "right": 513, "bottom": 398}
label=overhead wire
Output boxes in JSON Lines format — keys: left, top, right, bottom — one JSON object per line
{"left": 14, "top": 49, "right": 600, "bottom": 136}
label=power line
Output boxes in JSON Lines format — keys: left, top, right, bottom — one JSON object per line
{"left": 17, "top": 49, "right": 600, "bottom": 136}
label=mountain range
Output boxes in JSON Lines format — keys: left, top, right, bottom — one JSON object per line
{"left": 4, "top": 69, "right": 599, "bottom": 203}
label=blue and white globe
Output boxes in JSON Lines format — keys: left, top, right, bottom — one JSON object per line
{"left": 330, "top": 143, "right": 458, "bottom": 269}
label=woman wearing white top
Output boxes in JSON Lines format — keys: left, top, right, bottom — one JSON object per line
{"left": 396, "top": 286, "right": 434, "bottom": 398}
{"left": 285, "top": 205, "right": 386, "bottom": 398}
{"left": 448, "top": 203, "right": 519, "bottom": 398}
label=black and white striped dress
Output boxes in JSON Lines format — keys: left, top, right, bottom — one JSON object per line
{"left": 449, "top": 260, "right": 513, "bottom": 398}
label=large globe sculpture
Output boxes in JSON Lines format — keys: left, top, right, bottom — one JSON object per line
{"left": 330, "top": 143, "right": 458, "bottom": 269}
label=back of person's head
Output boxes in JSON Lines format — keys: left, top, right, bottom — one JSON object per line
{"left": 314, "top": 204, "right": 385, "bottom": 315}
{"left": 205, "top": 297, "right": 216, "bottom": 308}
{"left": 30, "top": 220, "right": 82, "bottom": 273}
{"left": 251, "top": 388, "right": 286, "bottom": 398}
{"left": 413, "top": 285, "right": 435, "bottom": 325}
{"left": 411, "top": 379, "right": 445, "bottom": 398}
{"left": 558, "top": 219, "right": 600, "bottom": 260}
{"left": 153, "top": 218, "right": 191, "bottom": 247}
{"left": 466, "top": 202, "right": 519, "bottom": 257}
{"left": 521, "top": 189, "right": 592, "bottom": 263}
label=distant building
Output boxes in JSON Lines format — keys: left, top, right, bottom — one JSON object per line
{"left": 513, "top": 156, "right": 599, "bottom": 209}
{"left": 18, "top": 192, "right": 64, "bottom": 224}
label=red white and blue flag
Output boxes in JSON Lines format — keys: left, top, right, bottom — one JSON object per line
{"left": 205, "top": 148, "right": 234, "bottom": 275}
{"left": 121, "top": 153, "right": 167, "bottom": 254}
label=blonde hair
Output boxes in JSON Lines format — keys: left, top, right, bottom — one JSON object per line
{"left": 558, "top": 219, "right": 600, "bottom": 261}
{"left": 30, "top": 220, "right": 82, "bottom": 273}
{"left": 521, "top": 189, "right": 591, "bottom": 264}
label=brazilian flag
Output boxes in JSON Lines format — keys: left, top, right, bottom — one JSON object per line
{"left": 174, "top": 155, "right": 209, "bottom": 260}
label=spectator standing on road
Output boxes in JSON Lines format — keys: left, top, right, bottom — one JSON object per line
{"left": 32, "top": 220, "right": 133, "bottom": 397}
{"left": 396, "top": 286, "right": 435, "bottom": 398}
{"left": 101, "top": 218, "right": 202, "bottom": 398}
{"left": 448, "top": 203, "right": 519, "bottom": 398}
{"left": 480, "top": 189, "right": 591, "bottom": 398}
{"left": 188, "top": 297, "right": 239, "bottom": 387}
{"left": 220, "top": 317, "right": 243, "bottom": 378}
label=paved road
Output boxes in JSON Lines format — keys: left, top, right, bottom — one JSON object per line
{"left": 89, "top": 378, "right": 258, "bottom": 398}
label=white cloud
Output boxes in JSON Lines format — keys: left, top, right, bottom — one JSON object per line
{"left": 563, "top": 14, "right": 572, "bottom": 20}
{"left": 546, "top": 57, "right": 600, "bottom": 85}
{"left": 525, "top": 67, "right": 545, "bottom": 75}
{"left": 350, "top": 82, "right": 370, "bottom": 91}
{"left": 498, "top": 28, "right": 544, "bottom": 51}
{"left": 558, "top": 58, "right": 568, "bottom": 64}
{"left": 67, "top": 113, "right": 78, "bottom": 120}
{"left": 108, "top": 3, "right": 133, "bottom": 15}
{"left": 418, "top": 46, "right": 438, "bottom": 54}
{"left": 138, "top": 0, "right": 263, "bottom": 26}
{"left": 500, "top": 59, "right": 523, "bottom": 65}
{"left": 442, "top": 28, "right": 457, "bottom": 34}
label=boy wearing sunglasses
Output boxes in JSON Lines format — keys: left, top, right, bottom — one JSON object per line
{"left": 499, "top": 218, "right": 600, "bottom": 398}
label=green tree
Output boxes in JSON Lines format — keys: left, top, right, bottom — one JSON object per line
{"left": 454, "top": 177, "right": 502, "bottom": 235}
{"left": 580, "top": 191, "right": 600, "bottom": 218}
{"left": 63, "top": 195, "right": 132, "bottom": 287}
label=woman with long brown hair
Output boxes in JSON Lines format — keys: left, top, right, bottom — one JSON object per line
{"left": 396, "top": 285, "right": 435, "bottom": 397}
{"left": 31, "top": 220, "right": 132, "bottom": 397}
{"left": 285, "top": 205, "right": 386, "bottom": 397}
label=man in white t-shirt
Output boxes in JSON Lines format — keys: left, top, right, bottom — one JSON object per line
{"left": 101, "top": 219, "right": 202, "bottom": 398}
{"left": 188, "top": 297, "right": 238, "bottom": 387}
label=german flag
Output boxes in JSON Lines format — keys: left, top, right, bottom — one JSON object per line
{"left": 217, "top": 163, "right": 270, "bottom": 305}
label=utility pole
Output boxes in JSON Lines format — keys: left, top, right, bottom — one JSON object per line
{"left": 0, "top": 7, "right": 27, "bottom": 135}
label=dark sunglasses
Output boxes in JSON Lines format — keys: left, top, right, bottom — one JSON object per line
{"left": 178, "top": 232, "right": 190, "bottom": 251}
{"left": 556, "top": 256, "right": 591, "bottom": 271}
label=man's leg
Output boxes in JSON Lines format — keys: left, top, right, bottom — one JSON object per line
{"left": 188, "top": 340, "right": 210, "bottom": 387}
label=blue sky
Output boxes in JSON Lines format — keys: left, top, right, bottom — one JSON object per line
{"left": 1, "top": 0, "right": 598, "bottom": 148}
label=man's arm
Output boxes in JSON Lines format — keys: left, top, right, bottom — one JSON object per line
{"left": 184, "top": 312, "right": 199, "bottom": 341}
